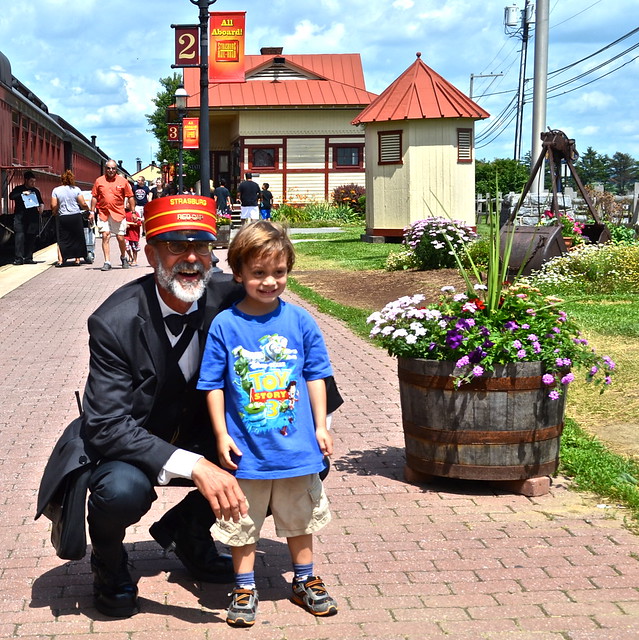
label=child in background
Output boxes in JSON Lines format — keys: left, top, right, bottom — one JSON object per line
{"left": 259, "top": 183, "right": 273, "bottom": 220}
{"left": 125, "top": 209, "right": 141, "bottom": 266}
{"left": 197, "top": 221, "right": 338, "bottom": 627}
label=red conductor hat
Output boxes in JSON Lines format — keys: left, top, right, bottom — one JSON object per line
{"left": 144, "top": 195, "right": 217, "bottom": 241}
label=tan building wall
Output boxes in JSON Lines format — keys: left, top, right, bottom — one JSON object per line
{"left": 233, "top": 109, "right": 366, "bottom": 203}
{"left": 365, "top": 119, "right": 476, "bottom": 236}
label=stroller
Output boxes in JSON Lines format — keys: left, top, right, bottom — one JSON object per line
{"left": 83, "top": 214, "right": 95, "bottom": 264}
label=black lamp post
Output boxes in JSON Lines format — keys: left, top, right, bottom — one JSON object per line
{"left": 189, "top": 0, "right": 217, "bottom": 197}
{"left": 174, "top": 84, "right": 189, "bottom": 194}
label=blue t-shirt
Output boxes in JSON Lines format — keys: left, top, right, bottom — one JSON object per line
{"left": 197, "top": 300, "right": 333, "bottom": 479}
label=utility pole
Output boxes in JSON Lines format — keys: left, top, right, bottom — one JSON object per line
{"left": 513, "top": 1, "right": 533, "bottom": 161}
{"left": 530, "top": 0, "right": 549, "bottom": 195}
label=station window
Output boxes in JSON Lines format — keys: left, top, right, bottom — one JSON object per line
{"left": 334, "top": 145, "right": 363, "bottom": 168}
{"left": 249, "top": 146, "right": 278, "bottom": 169}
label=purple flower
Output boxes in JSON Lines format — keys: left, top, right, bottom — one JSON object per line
{"left": 548, "top": 390, "right": 560, "bottom": 400}
{"left": 472, "top": 365, "right": 484, "bottom": 377}
{"left": 517, "top": 349, "right": 526, "bottom": 359}
{"left": 561, "top": 373, "right": 575, "bottom": 385}
{"left": 605, "top": 376, "right": 612, "bottom": 385}
{"left": 532, "top": 342, "right": 542, "bottom": 353}
{"left": 445, "top": 330, "right": 464, "bottom": 349}
{"left": 526, "top": 308, "right": 536, "bottom": 316}
{"left": 527, "top": 334, "right": 538, "bottom": 341}
{"left": 603, "top": 356, "right": 616, "bottom": 370}
{"left": 542, "top": 374, "right": 555, "bottom": 385}
{"left": 590, "top": 366, "right": 598, "bottom": 375}
{"left": 504, "top": 321, "right": 518, "bottom": 331}
{"left": 456, "top": 355, "right": 470, "bottom": 367}
{"left": 513, "top": 339, "right": 522, "bottom": 349}
{"left": 479, "top": 326, "right": 491, "bottom": 337}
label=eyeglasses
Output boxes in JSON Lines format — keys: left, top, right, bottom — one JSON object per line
{"left": 160, "top": 241, "right": 213, "bottom": 256}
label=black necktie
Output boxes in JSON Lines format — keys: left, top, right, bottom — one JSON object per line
{"left": 164, "top": 311, "right": 200, "bottom": 336}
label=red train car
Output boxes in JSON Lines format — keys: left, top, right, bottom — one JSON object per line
{"left": 0, "top": 50, "right": 110, "bottom": 253}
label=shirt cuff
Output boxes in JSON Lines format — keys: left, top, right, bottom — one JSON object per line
{"left": 157, "top": 449, "right": 203, "bottom": 485}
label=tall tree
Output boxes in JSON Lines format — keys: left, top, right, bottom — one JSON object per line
{"left": 475, "top": 158, "right": 530, "bottom": 195}
{"left": 146, "top": 73, "right": 199, "bottom": 190}
{"left": 608, "top": 152, "right": 639, "bottom": 194}
{"left": 574, "top": 146, "right": 610, "bottom": 189}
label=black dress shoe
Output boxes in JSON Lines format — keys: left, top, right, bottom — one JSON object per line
{"left": 150, "top": 514, "right": 234, "bottom": 583}
{"left": 23, "top": 258, "right": 37, "bottom": 264}
{"left": 91, "top": 550, "right": 139, "bottom": 618}
{"left": 13, "top": 258, "right": 24, "bottom": 265}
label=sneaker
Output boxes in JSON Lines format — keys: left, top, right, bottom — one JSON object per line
{"left": 291, "top": 576, "right": 338, "bottom": 616}
{"left": 226, "top": 587, "right": 258, "bottom": 627}
{"left": 100, "top": 262, "right": 112, "bottom": 271}
{"left": 121, "top": 257, "right": 130, "bottom": 269}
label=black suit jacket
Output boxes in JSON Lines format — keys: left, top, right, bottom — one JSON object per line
{"left": 36, "top": 272, "right": 243, "bottom": 519}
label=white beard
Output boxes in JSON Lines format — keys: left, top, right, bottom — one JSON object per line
{"left": 156, "top": 259, "right": 212, "bottom": 303}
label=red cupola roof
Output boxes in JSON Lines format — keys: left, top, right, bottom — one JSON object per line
{"left": 352, "top": 53, "right": 489, "bottom": 124}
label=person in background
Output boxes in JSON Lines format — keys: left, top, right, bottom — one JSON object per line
{"left": 91, "top": 160, "right": 135, "bottom": 271}
{"left": 9, "top": 170, "right": 44, "bottom": 265}
{"left": 124, "top": 209, "right": 142, "bottom": 266}
{"left": 133, "top": 176, "right": 150, "bottom": 222}
{"left": 259, "top": 183, "right": 273, "bottom": 220}
{"left": 213, "top": 178, "right": 232, "bottom": 217}
{"left": 149, "top": 177, "right": 164, "bottom": 201}
{"left": 51, "top": 170, "right": 90, "bottom": 267}
{"left": 237, "top": 173, "right": 260, "bottom": 225}
{"left": 197, "top": 221, "right": 339, "bottom": 627}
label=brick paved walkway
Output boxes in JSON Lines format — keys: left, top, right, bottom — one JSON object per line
{"left": 1, "top": 239, "right": 638, "bottom": 639}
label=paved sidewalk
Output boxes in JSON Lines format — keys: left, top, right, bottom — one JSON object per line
{"left": 0, "top": 240, "right": 638, "bottom": 640}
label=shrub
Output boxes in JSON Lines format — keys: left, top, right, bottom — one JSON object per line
{"left": 332, "top": 184, "right": 365, "bottom": 213}
{"left": 524, "top": 243, "right": 639, "bottom": 295}
{"left": 385, "top": 249, "right": 419, "bottom": 271}
{"left": 272, "top": 204, "right": 309, "bottom": 224}
{"left": 402, "top": 217, "right": 477, "bottom": 271}
{"left": 608, "top": 223, "right": 638, "bottom": 245}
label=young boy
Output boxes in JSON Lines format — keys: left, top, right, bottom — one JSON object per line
{"left": 124, "top": 209, "right": 141, "bottom": 266}
{"left": 197, "top": 221, "right": 338, "bottom": 627}
{"left": 259, "top": 183, "right": 273, "bottom": 220}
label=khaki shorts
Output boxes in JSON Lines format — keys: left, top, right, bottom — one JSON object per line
{"left": 212, "top": 473, "right": 331, "bottom": 546}
{"left": 96, "top": 216, "right": 127, "bottom": 236}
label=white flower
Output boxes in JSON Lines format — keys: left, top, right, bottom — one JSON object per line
{"left": 405, "top": 334, "right": 418, "bottom": 345}
{"left": 392, "top": 328, "right": 408, "bottom": 339}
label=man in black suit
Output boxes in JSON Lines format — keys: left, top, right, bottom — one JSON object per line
{"left": 38, "top": 196, "right": 249, "bottom": 618}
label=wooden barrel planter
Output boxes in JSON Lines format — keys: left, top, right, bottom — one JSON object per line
{"left": 397, "top": 358, "right": 566, "bottom": 483}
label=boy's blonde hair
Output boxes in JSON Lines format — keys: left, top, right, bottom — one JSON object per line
{"left": 227, "top": 221, "right": 295, "bottom": 276}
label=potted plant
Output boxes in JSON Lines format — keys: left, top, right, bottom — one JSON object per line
{"left": 541, "top": 209, "right": 585, "bottom": 248}
{"left": 367, "top": 214, "right": 615, "bottom": 493}
{"left": 215, "top": 212, "right": 232, "bottom": 246}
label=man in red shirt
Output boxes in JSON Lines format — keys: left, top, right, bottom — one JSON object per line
{"left": 91, "top": 160, "right": 135, "bottom": 271}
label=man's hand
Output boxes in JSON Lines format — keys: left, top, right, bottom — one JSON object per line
{"left": 191, "top": 457, "right": 247, "bottom": 522}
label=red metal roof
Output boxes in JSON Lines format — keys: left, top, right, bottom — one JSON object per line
{"left": 183, "top": 53, "right": 377, "bottom": 108}
{"left": 352, "top": 53, "right": 489, "bottom": 124}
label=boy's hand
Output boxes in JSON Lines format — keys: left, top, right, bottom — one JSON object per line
{"left": 217, "top": 434, "right": 243, "bottom": 470}
{"left": 315, "top": 427, "right": 333, "bottom": 456}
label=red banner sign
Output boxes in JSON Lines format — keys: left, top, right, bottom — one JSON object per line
{"left": 182, "top": 118, "right": 200, "bottom": 149}
{"left": 209, "top": 11, "right": 246, "bottom": 83}
{"left": 174, "top": 26, "right": 199, "bottom": 67}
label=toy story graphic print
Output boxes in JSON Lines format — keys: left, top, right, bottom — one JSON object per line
{"left": 232, "top": 334, "right": 299, "bottom": 437}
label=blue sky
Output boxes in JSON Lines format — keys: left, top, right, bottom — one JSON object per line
{"left": 1, "top": 0, "right": 637, "bottom": 172}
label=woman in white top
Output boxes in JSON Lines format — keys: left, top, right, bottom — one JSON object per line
{"left": 51, "top": 170, "right": 90, "bottom": 266}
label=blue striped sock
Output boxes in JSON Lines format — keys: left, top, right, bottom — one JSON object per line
{"left": 293, "top": 562, "right": 314, "bottom": 582}
{"left": 235, "top": 571, "right": 255, "bottom": 589}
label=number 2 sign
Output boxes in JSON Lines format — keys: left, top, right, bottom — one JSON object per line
{"left": 174, "top": 26, "right": 199, "bottom": 67}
